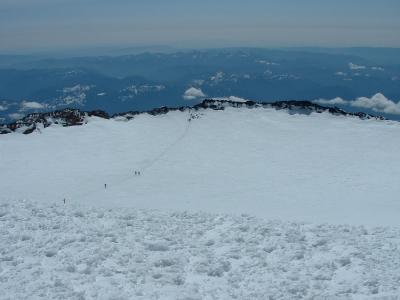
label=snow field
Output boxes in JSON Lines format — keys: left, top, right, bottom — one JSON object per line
{"left": 2, "top": 106, "right": 400, "bottom": 299}
{"left": 1, "top": 107, "right": 400, "bottom": 226}
{"left": 1, "top": 200, "right": 400, "bottom": 299}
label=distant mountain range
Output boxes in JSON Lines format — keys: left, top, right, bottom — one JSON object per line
{"left": 0, "top": 47, "right": 399, "bottom": 122}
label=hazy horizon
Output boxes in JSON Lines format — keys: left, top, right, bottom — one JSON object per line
{"left": 1, "top": 0, "right": 399, "bottom": 53}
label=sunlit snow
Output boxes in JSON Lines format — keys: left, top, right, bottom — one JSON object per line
{"left": 1, "top": 105, "right": 400, "bottom": 299}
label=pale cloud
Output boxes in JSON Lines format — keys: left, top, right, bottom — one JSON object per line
{"left": 227, "top": 96, "right": 248, "bottom": 103}
{"left": 21, "top": 101, "right": 45, "bottom": 110}
{"left": 314, "top": 97, "right": 347, "bottom": 106}
{"left": 352, "top": 93, "right": 400, "bottom": 115}
{"left": 314, "top": 93, "right": 400, "bottom": 115}
{"left": 211, "top": 96, "right": 249, "bottom": 103}
{"left": 183, "top": 87, "right": 206, "bottom": 100}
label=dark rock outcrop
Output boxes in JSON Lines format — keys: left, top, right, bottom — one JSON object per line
{"left": 0, "top": 109, "right": 109, "bottom": 134}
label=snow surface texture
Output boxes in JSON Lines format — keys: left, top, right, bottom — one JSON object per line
{"left": 1, "top": 200, "right": 400, "bottom": 300}
{"left": 1, "top": 106, "right": 400, "bottom": 226}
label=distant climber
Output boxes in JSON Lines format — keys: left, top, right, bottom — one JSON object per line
{"left": 63, "top": 198, "right": 65, "bottom": 204}
{"left": 104, "top": 183, "right": 107, "bottom": 189}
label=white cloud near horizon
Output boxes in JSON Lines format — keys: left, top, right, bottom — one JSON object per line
{"left": 183, "top": 87, "right": 206, "bottom": 100}
{"left": 315, "top": 97, "right": 348, "bottom": 106}
{"left": 20, "top": 101, "right": 46, "bottom": 110}
{"left": 314, "top": 93, "right": 400, "bottom": 115}
{"left": 226, "top": 96, "right": 248, "bottom": 103}
{"left": 211, "top": 96, "right": 249, "bottom": 103}
{"left": 352, "top": 93, "right": 400, "bottom": 115}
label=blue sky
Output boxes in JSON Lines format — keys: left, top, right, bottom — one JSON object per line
{"left": 0, "top": 0, "right": 399, "bottom": 52}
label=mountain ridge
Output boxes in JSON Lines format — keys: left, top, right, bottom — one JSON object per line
{"left": 0, "top": 99, "right": 386, "bottom": 135}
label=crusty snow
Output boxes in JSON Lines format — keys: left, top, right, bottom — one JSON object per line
{"left": 1, "top": 200, "right": 400, "bottom": 299}
{"left": 1, "top": 106, "right": 400, "bottom": 299}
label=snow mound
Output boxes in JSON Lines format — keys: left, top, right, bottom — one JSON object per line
{"left": 1, "top": 200, "right": 400, "bottom": 299}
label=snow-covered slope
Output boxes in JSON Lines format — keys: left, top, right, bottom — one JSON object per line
{"left": 1, "top": 102, "right": 400, "bottom": 299}
{"left": 1, "top": 102, "right": 399, "bottom": 226}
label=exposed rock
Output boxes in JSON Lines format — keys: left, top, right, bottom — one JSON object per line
{"left": 0, "top": 109, "right": 109, "bottom": 134}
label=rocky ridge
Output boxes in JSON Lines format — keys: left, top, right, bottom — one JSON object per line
{"left": 0, "top": 99, "right": 386, "bottom": 135}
